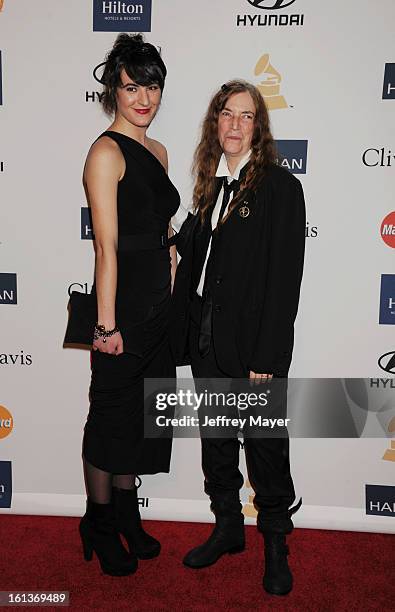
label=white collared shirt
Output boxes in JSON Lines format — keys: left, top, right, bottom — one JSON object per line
{"left": 196, "top": 150, "right": 251, "bottom": 297}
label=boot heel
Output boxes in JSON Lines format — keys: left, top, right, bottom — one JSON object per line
{"left": 228, "top": 544, "right": 245, "bottom": 555}
{"left": 80, "top": 530, "right": 93, "bottom": 561}
{"left": 79, "top": 499, "right": 137, "bottom": 576}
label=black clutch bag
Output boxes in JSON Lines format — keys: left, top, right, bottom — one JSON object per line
{"left": 64, "top": 291, "right": 97, "bottom": 346}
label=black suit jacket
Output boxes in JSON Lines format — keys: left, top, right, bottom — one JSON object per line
{"left": 170, "top": 163, "right": 306, "bottom": 377}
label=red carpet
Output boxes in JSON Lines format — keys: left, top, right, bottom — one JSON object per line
{"left": 0, "top": 515, "right": 393, "bottom": 611}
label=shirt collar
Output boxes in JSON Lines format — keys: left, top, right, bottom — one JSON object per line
{"left": 215, "top": 150, "right": 251, "bottom": 181}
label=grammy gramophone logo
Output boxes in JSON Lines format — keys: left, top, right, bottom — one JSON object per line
{"left": 242, "top": 479, "right": 257, "bottom": 518}
{"left": 254, "top": 54, "right": 288, "bottom": 110}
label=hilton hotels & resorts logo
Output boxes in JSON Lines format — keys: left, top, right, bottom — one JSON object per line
{"left": 0, "top": 461, "right": 12, "bottom": 508}
{"left": 382, "top": 63, "right": 395, "bottom": 100}
{"left": 93, "top": 0, "right": 152, "bottom": 32}
{"left": 0, "top": 405, "right": 13, "bottom": 440}
{"left": 237, "top": 0, "right": 304, "bottom": 28}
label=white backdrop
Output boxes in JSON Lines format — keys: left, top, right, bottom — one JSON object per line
{"left": 0, "top": 0, "right": 394, "bottom": 533}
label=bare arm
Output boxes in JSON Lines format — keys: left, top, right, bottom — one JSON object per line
{"left": 84, "top": 138, "right": 124, "bottom": 354}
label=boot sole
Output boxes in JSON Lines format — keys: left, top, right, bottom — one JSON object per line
{"left": 122, "top": 536, "right": 161, "bottom": 560}
{"left": 183, "top": 544, "right": 245, "bottom": 569}
{"left": 263, "top": 581, "right": 292, "bottom": 596}
{"left": 99, "top": 559, "right": 138, "bottom": 577}
{"left": 135, "top": 548, "right": 161, "bottom": 560}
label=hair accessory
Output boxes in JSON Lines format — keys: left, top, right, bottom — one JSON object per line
{"left": 93, "top": 44, "right": 163, "bottom": 85}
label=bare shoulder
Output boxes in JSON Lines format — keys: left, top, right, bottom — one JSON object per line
{"left": 147, "top": 137, "right": 168, "bottom": 171}
{"left": 85, "top": 136, "right": 124, "bottom": 180}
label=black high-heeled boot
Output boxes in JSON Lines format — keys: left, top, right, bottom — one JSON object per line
{"left": 112, "top": 487, "right": 161, "bottom": 559}
{"left": 79, "top": 498, "right": 138, "bottom": 576}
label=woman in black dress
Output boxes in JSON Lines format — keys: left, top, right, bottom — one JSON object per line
{"left": 79, "top": 34, "right": 180, "bottom": 576}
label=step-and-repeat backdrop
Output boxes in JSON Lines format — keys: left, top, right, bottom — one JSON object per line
{"left": 1, "top": 0, "right": 394, "bottom": 533}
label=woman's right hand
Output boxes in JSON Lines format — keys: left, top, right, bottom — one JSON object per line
{"left": 93, "top": 331, "right": 124, "bottom": 355}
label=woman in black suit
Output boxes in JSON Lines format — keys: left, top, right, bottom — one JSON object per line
{"left": 170, "top": 80, "right": 306, "bottom": 596}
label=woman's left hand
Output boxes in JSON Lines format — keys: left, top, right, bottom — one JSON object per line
{"left": 249, "top": 371, "right": 273, "bottom": 385}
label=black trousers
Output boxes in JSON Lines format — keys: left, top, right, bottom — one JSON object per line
{"left": 189, "top": 293, "right": 299, "bottom": 534}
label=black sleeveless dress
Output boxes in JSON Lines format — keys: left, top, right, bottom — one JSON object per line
{"left": 82, "top": 131, "right": 180, "bottom": 475}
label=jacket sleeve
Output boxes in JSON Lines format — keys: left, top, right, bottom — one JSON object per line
{"left": 249, "top": 175, "right": 306, "bottom": 375}
{"left": 173, "top": 212, "right": 198, "bottom": 258}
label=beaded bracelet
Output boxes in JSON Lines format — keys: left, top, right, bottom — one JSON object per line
{"left": 93, "top": 324, "right": 120, "bottom": 343}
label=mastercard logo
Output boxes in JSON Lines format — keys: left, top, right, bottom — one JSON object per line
{"left": 380, "top": 211, "right": 395, "bottom": 248}
{"left": 0, "top": 405, "right": 13, "bottom": 439}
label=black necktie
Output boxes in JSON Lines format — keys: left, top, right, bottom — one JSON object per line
{"left": 218, "top": 178, "right": 239, "bottom": 223}
{"left": 198, "top": 177, "right": 239, "bottom": 357}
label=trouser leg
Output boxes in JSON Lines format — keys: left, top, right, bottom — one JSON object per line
{"left": 244, "top": 436, "right": 300, "bottom": 534}
{"left": 189, "top": 294, "right": 243, "bottom": 513}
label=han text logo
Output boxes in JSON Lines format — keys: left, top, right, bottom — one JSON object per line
{"left": 382, "top": 63, "right": 395, "bottom": 100}
{"left": 276, "top": 140, "right": 308, "bottom": 174}
{"left": 366, "top": 484, "right": 395, "bottom": 517}
{"left": 0, "top": 273, "right": 17, "bottom": 304}
{"left": 379, "top": 275, "right": 395, "bottom": 324}
{"left": 93, "top": 0, "right": 152, "bottom": 32}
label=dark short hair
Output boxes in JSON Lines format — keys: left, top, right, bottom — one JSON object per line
{"left": 100, "top": 33, "right": 167, "bottom": 115}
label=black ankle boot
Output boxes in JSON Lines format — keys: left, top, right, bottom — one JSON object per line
{"left": 79, "top": 498, "right": 138, "bottom": 576}
{"left": 183, "top": 515, "right": 245, "bottom": 569}
{"left": 263, "top": 533, "right": 292, "bottom": 595}
{"left": 112, "top": 487, "right": 161, "bottom": 559}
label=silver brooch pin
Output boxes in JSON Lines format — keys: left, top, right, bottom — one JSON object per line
{"left": 238, "top": 202, "right": 250, "bottom": 218}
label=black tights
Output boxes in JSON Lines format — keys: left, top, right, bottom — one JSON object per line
{"left": 83, "top": 456, "right": 135, "bottom": 504}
